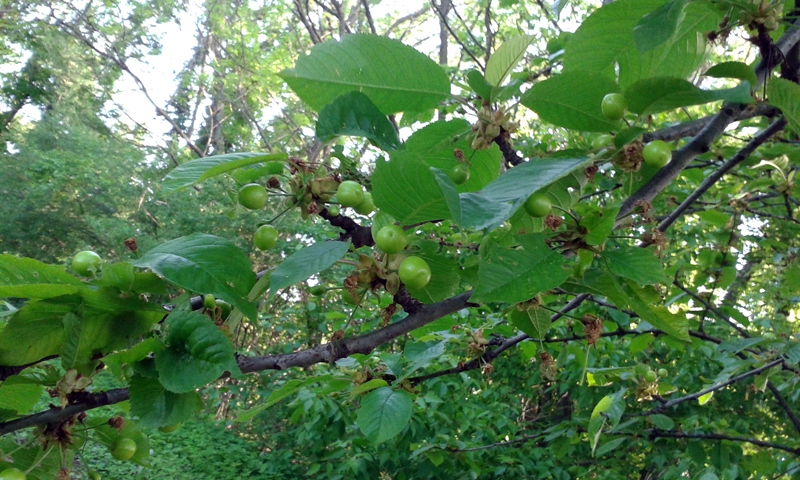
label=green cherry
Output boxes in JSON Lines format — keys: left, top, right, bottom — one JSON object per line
{"left": 238, "top": 184, "right": 268, "bottom": 210}
{"left": 254, "top": 225, "right": 279, "bottom": 250}
{"left": 0, "top": 468, "right": 27, "bottom": 480}
{"left": 203, "top": 294, "right": 216, "bottom": 309}
{"left": 354, "top": 192, "right": 375, "bottom": 216}
{"left": 110, "top": 437, "right": 137, "bottom": 461}
{"left": 72, "top": 250, "right": 102, "bottom": 277}
{"left": 523, "top": 193, "right": 552, "bottom": 218}
{"left": 447, "top": 164, "right": 470, "bottom": 185}
{"left": 399, "top": 256, "right": 432, "bottom": 290}
{"left": 336, "top": 181, "right": 364, "bottom": 208}
{"left": 375, "top": 225, "right": 408, "bottom": 254}
{"left": 601, "top": 93, "right": 627, "bottom": 120}
{"left": 642, "top": 140, "right": 672, "bottom": 168}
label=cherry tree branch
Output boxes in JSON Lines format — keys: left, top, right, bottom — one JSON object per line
{"left": 627, "top": 358, "right": 785, "bottom": 418}
{"left": 0, "top": 291, "right": 474, "bottom": 436}
{"left": 656, "top": 117, "right": 788, "bottom": 233}
{"left": 611, "top": 429, "right": 800, "bottom": 457}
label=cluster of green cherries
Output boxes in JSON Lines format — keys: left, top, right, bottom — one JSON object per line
{"left": 600, "top": 93, "right": 674, "bottom": 168}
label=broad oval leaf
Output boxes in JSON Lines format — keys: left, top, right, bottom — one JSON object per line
{"left": 521, "top": 71, "right": 621, "bottom": 132}
{"left": 508, "top": 307, "right": 551, "bottom": 339}
{"left": 405, "top": 119, "right": 502, "bottom": 193}
{"left": 0, "top": 255, "right": 83, "bottom": 299}
{"left": 372, "top": 153, "right": 453, "bottom": 225}
{"left": 403, "top": 241, "right": 460, "bottom": 304}
{"left": 132, "top": 234, "right": 257, "bottom": 320}
{"left": 279, "top": 34, "right": 450, "bottom": 114}
{"left": 162, "top": 152, "right": 288, "bottom": 194}
{"left": 601, "top": 245, "right": 665, "bottom": 285}
{"left": 268, "top": 240, "right": 350, "bottom": 300}
{"left": 633, "top": 0, "right": 687, "bottom": 54}
{"left": 768, "top": 78, "right": 800, "bottom": 133}
{"left": 356, "top": 387, "right": 413, "bottom": 444}
{"left": 129, "top": 375, "right": 202, "bottom": 428}
{"left": 472, "top": 236, "right": 570, "bottom": 304}
{"left": 625, "top": 77, "right": 753, "bottom": 115}
{"left": 485, "top": 34, "right": 535, "bottom": 86}
{"left": 316, "top": 91, "right": 401, "bottom": 151}
{"left": 704, "top": 61, "right": 757, "bottom": 87}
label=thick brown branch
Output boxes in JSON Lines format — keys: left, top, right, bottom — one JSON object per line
{"left": 319, "top": 208, "right": 375, "bottom": 248}
{"left": 0, "top": 291, "right": 474, "bottom": 436}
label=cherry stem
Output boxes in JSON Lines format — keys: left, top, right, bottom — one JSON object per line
{"left": 551, "top": 205, "right": 581, "bottom": 225}
{"left": 265, "top": 205, "right": 293, "bottom": 224}
{"left": 539, "top": 304, "right": 583, "bottom": 321}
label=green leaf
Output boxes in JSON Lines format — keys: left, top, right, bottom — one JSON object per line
{"left": 0, "top": 297, "right": 73, "bottom": 365}
{"left": 162, "top": 152, "right": 288, "bottom": 194}
{"left": 350, "top": 379, "right": 388, "bottom": 397}
{"left": 103, "top": 338, "right": 162, "bottom": 379}
{"left": 633, "top": 0, "right": 687, "bottom": 54}
{"left": 485, "top": 35, "right": 535, "bottom": 86}
{"left": 357, "top": 387, "right": 413, "bottom": 444}
{"left": 132, "top": 234, "right": 257, "bottom": 320}
{"left": 279, "top": 34, "right": 450, "bottom": 114}
{"left": 372, "top": 153, "right": 453, "bottom": 225}
{"left": 768, "top": 78, "right": 800, "bottom": 133}
{"left": 705, "top": 61, "right": 757, "bottom": 87}
{"left": 588, "top": 388, "right": 626, "bottom": 455}
{"left": 698, "top": 391, "right": 713, "bottom": 405}
{"left": 625, "top": 78, "right": 753, "bottom": 116}
{"left": 565, "top": 0, "right": 721, "bottom": 88}
{"left": 156, "top": 310, "right": 240, "bottom": 392}
{"left": 402, "top": 340, "right": 446, "bottom": 378}
{"left": 60, "top": 312, "right": 83, "bottom": 372}
{"left": 235, "top": 375, "right": 338, "bottom": 422}
{"left": 403, "top": 241, "right": 460, "bottom": 303}
{"left": 601, "top": 246, "right": 665, "bottom": 285}
{"left": 90, "top": 262, "right": 135, "bottom": 291}
{"left": 405, "top": 119, "right": 502, "bottom": 193}
{"left": 268, "top": 241, "right": 350, "bottom": 300}
{"left": 0, "top": 375, "right": 43, "bottom": 417}
{"left": 458, "top": 156, "right": 590, "bottom": 230}
{"left": 315, "top": 91, "right": 401, "bottom": 151}
{"left": 594, "top": 437, "right": 627, "bottom": 457}
{"left": 466, "top": 70, "right": 493, "bottom": 100}
{"left": 649, "top": 414, "right": 675, "bottom": 430}
{"left": 0, "top": 254, "right": 83, "bottom": 299}
{"left": 520, "top": 71, "right": 621, "bottom": 132}
{"left": 582, "top": 206, "right": 621, "bottom": 246}
{"left": 129, "top": 375, "right": 202, "bottom": 428}
{"left": 622, "top": 279, "right": 690, "bottom": 341}
{"left": 564, "top": 0, "right": 663, "bottom": 74}
{"left": 562, "top": 268, "right": 631, "bottom": 312}
{"left": 472, "top": 235, "right": 569, "bottom": 304}
{"left": 508, "top": 307, "right": 551, "bottom": 339}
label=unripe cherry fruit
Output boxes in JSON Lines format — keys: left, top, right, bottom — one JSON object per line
{"left": 601, "top": 93, "right": 627, "bottom": 120}
{"left": 523, "top": 193, "right": 552, "bottom": 218}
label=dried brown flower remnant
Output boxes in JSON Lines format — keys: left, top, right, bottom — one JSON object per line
{"left": 635, "top": 199, "right": 653, "bottom": 218}
{"left": 453, "top": 148, "right": 465, "bottom": 162}
{"left": 124, "top": 237, "right": 138, "bottom": 253}
{"left": 108, "top": 416, "right": 125, "bottom": 432}
{"left": 545, "top": 214, "right": 564, "bottom": 230}
{"left": 616, "top": 141, "right": 643, "bottom": 172}
{"left": 580, "top": 314, "right": 603, "bottom": 347}
{"left": 584, "top": 164, "right": 599, "bottom": 183}
{"left": 540, "top": 351, "right": 557, "bottom": 381}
